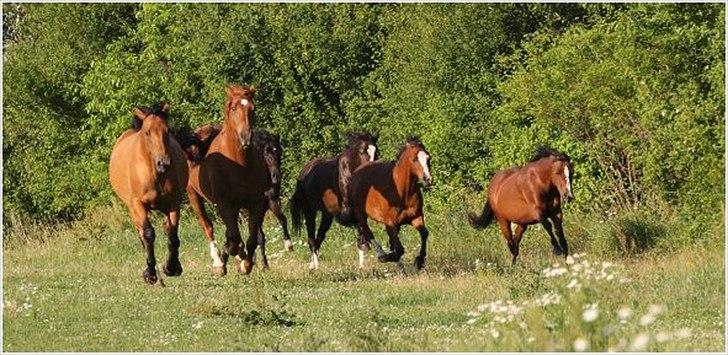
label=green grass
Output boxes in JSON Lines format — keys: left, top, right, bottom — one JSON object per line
{"left": 2, "top": 204, "right": 725, "bottom": 351}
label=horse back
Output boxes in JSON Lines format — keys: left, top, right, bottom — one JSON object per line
{"left": 487, "top": 165, "right": 550, "bottom": 224}
{"left": 351, "top": 161, "right": 422, "bottom": 225}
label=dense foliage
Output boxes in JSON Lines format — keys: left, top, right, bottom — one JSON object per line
{"left": 3, "top": 3, "right": 724, "bottom": 229}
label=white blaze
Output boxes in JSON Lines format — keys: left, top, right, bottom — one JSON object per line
{"left": 564, "top": 165, "right": 572, "bottom": 195}
{"left": 240, "top": 98, "right": 249, "bottom": 106}
{"left": 417, "top": 151, "right": 431, "bottom": 180}
{"left": 367, "top": 145, "right": 376, "bottom": 162}
{"left": 210, "top": 241, "right": 224, "bottom": 267}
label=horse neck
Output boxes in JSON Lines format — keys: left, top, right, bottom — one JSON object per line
{"left": 530, "top": 159, "right": 556, "bottom": 194}
{"left": 219, "top": 124, "right": 248, "bottom": 165}
{"left": 392, "top": 153, "right": 416, "bottom": 198}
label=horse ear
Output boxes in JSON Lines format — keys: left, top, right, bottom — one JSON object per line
{"left": 248, "top": 86, "right": 256, "bottom": 97}
{"left": 132, "top": 107, "right": 147, "bottom": 120}
{"left": 161, "top": 102, "right": 170, "bottom": 115}
{"left": 371, "top": 133, "right": 379, "bottom": 144}
{"left": 225, "top": 84, "right": 236, "bottom": 98}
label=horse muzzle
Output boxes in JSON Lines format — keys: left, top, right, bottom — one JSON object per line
{"left": 421, "top": 175, "right": 433, "bottom": 187}
{"left": 562, "top": 193, "right": 574, "bottom": 203}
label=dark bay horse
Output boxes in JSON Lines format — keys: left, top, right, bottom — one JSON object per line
{"left": 186, "top": 85, "right": 270, "bottom": 276}
{"left": 290, "top": 132, "right": 378, "bottom": 269}
{"left": 180, "top": 124, "right": 292, "bottom": 268}
{"left": 109, "top": 103, "right": 189, "bottom": 284}
{"left": 345, "top": 137, "right": 432, "bottom": 271}
{"left": 468, "top": 146, "right": 574, "bottom": 265}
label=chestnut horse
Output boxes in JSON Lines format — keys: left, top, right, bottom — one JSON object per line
{"left": 181, "top": 124, "right": 292, "bottom": 266}
{"left": 468, "top": 146, "right": 574, "bottom": 265}
{"left": 290, "top": 132, "right": 378, "bottom": 269}
{"left": 186, "top": 85, "right": 270, "bottom": 276}
{"left": 345, "top": 137, "right": 432, "bottom": 271}
{"left": 109, "top": 103, "right": 189, "bottom": 284}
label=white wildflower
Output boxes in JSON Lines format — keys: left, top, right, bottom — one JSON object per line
{"left": 617, "top": 306, "right": 632, "bottom": 321}
{"left": 466, "top": 318, "right": 477, "bottom": 325}
{"left": 629, "top": 333, "right": 650, "bottom": 351}
{"left": 573, "top": 337, "right": 589, "bottom": 351}
{"left": 566, "top": 278, "right": 581, "bottom": 289}
{"left": 675, "top": 328, "right": 692, "bottom": 339}
{"left": 654, "top": 332, "right": 669, "bottom": 343}
{"left": 582, "top": 304, "right": 599, "bottom": 322}
{"left": 639, "top": 314, "right": 655, "bottom": 326}
{"left": 648, "top": 304, "right": 665, "bottom": 316}
{"left": 490, "top": 328, "right": 500, "bottom": 339}
{"left": 566, "top": 255, "right": 575, "bottom": 265}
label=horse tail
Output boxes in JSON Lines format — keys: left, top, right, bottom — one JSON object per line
{"left": 468, "top": 198, "right": 494, "bottom": 229}
{"left": 290, "top": 180, "right": 304, "bottom": 235}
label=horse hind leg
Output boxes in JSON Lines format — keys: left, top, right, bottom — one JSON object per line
{"left": 384, "top": 225, "right": 406, "bottom": 274}
{"left": 497, "top": 219, "right": 518, "bottom": 265}
{"left": 256, "top": 227, "right": 269, "bottom": 269}
{"left": 187, "top": 186, "right": 224, "bottom": 276}
{"left": 162, "top": 209, "right": 183, "bottom": 276}
{"left": 303, "top": 209, "right": 319, "bottom": 270}
{"left": 310, "top": 213, "right": 333, "bottom": 269}
{"left": 552, "top": 213, "right": 569, "bottom": 258}
{"left": 511, "top": 224, "right": 527, "bottom": 265}
{"left": 218, "top": 206, "right": 246, "bottom": 275}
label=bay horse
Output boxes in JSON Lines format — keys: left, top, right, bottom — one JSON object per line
{"left": 109, "top": 103, "right": 189, "bottom": 284}
{"left": 344, "top": 137, "right": 432, "bottom": 271}
{"left": 290, "top": 132, "right": 378, "bottom": 269}
{"left": 468, "top": 146, "right": 574, "bottom": 265}
{"left": 180, "top": 124, "right": 292, "bottom": 268}
{"left": 185, "top": 84, "right": 270, "bottom": 276}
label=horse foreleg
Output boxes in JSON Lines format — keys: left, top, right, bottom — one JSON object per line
{"left": 269, "top": 198, "right": 293, "bottom": 251}
{"left": 303, "top": 210, "right": 319, "bottom": 270}
{"left": 219, "top": 206, "right": 246, "bottom": 275}
{"left": 356, "top": 226, "right": 369, "bottom": 268}
{"left": 552, "top": 212, "right": 569, "bottom": 258}
{"left": 243, "top": 203, "right": 266, "bottom": 274}
{"left": 131, "top": 199, "right": 157, "bottom": 284}
{"left": 384, "top": 224, "right": 405, "bottom": 274}
{"left": 256, "top": 227, "right": 269, "bottom": 270}
{"left": 162, "top": 209, "right": 183, "bottom": 276}
{"left": 310, "top": 213, "right": 333, "bottom": 269}
{"left": 411, "top": 216, "right": 429, "bottom": 270}
{"left": 541, "top": 219, "right": 564, "bottom": 256}
{"left": 187, "top": 186, "right": 224, "bottom": 275}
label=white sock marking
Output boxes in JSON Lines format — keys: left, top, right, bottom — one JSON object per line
{"left": 358, "top": 249, "right": 365, "bottom": 268}
{"left": 210, "top": 241, "right": 224, "bottom": 267}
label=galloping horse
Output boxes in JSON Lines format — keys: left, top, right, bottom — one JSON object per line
{"left": 468, "top": 146, "right": 574, "bottom": 265}
{"left": 186, "top": 85, "right": 270, "bottom": 276}
{"left": 290, "top": 132, "right": 378, "bottom": 269}
{"left": 345, "top": 137, "right": 432, "bottom": 271}
{"left": 109, "top": 103, "right": 189, "bottom": 284}
{"left": 181, "top": 124, "right": 292, "bottom": 265}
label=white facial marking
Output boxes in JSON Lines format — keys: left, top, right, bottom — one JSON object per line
{"left": 367, "top": 145, "right": 376, "bottom": 162}
{"left": 210, "top": 241, "right": 224, "bottom": 267}
{"left": 564, "top": 165, "right": 571, "bottom": 195}
{"left": 417, "top": 151, "right": 431, "bottom": 179}
{"left": 358, "top": 249, "right": 365, "bottom": 268}
{"left": 240, "top": 98, "right": 249, "bottom": 106}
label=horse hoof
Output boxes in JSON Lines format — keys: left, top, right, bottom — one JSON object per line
{"left": 142, "top": 269, "right": 158, "bottom": 285}
{"left": 163, "top": 261, "right": 183, "bottom": 276}
{"left": 240, "top": 259, "right": 253, "bottom": 275}
{"left": 211, "top": 265, "right": 227, "bottom": 277}
{"left": 284, "top": 240, "right": 293, "bottom": 252}
{"left": 414, "top": 256, "right": 425, "bottom": 270}
{"left": 553, "top": 248, "right": 565, "bottom": 256}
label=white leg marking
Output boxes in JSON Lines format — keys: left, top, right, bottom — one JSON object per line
{"left": 210, "top": 241, "right": 224, "bottom": 267}
{"left": 284, "top": 239, "right": 293, "bottom": 251}
{"left": 417, "top": 151, "right": 431, "bottom": 181}
{"left": 358, "top": 249, "right": 365, "bottom": 268}
{"left": 367, "top": 145, "right": 376, "bottom": 162}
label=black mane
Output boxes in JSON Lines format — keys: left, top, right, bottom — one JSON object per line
{"left": 130, "top": 103, "right": 169, "bottom": 130}
{"left": 346, "top": 131, "right": 378, "bottom": 148}
{"left": 396, "top": 135, "right": 426, "bottom": 159}
{"left": 529, "top": 145, "right": 570, "bottom": 163}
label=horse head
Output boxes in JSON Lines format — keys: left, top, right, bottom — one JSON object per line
{"left": 531, "top": 146, "right": 574, "bottom": 203}
{"left": 132, "top": 103, "right": 172, "bottom": 174}
{"left": 345, "top": 132, "right": 379, "bottom": 165}
{"left": 399, "top": 136, "right": 432, "bottom": 187}
{"left": 224, "top": 84, "right": 256, "bottom": 150}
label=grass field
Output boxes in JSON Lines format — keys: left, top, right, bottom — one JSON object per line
{"left": 2, "top": 204, "right": 725, "bottom": 351}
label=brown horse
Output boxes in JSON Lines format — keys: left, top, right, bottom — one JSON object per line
{"left": 345, "top": 137, "right": 432, "bottom": 271}
{"left": 109, "top": 103, "right": 189, "bottom": 284}
{"left": 468, "top": 146, "right": 574, "bottom": 265}
{"left": 186, "top": 84, "right": 270, "bottom": 276}
{"left": 181, "top": 124, "right": 292, "bottom": 265}
{"left": 290, "top": 132, "right": 378, "bottom": 269}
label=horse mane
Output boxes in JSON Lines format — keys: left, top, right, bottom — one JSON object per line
{"left": 345, "top": 131, "right": 378, "bottom": 148}
{"left": 227, "top": 84, "right": 256, "bottom": 97}
{"left": 130, "top": 104, "right": 169, "bottom": 131}
{"left": 253, "top": 129, "right": 280, "bottom": 150}
{"left": 396, "top": 136, "right": 426, "bottom": 159}
{"left": 529, "top": 145, "right": 571, "bottom": 163}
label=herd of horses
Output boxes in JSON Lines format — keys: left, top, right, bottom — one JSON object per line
{"left": 108, "top": 84, "right": 574, "bottom": 284}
